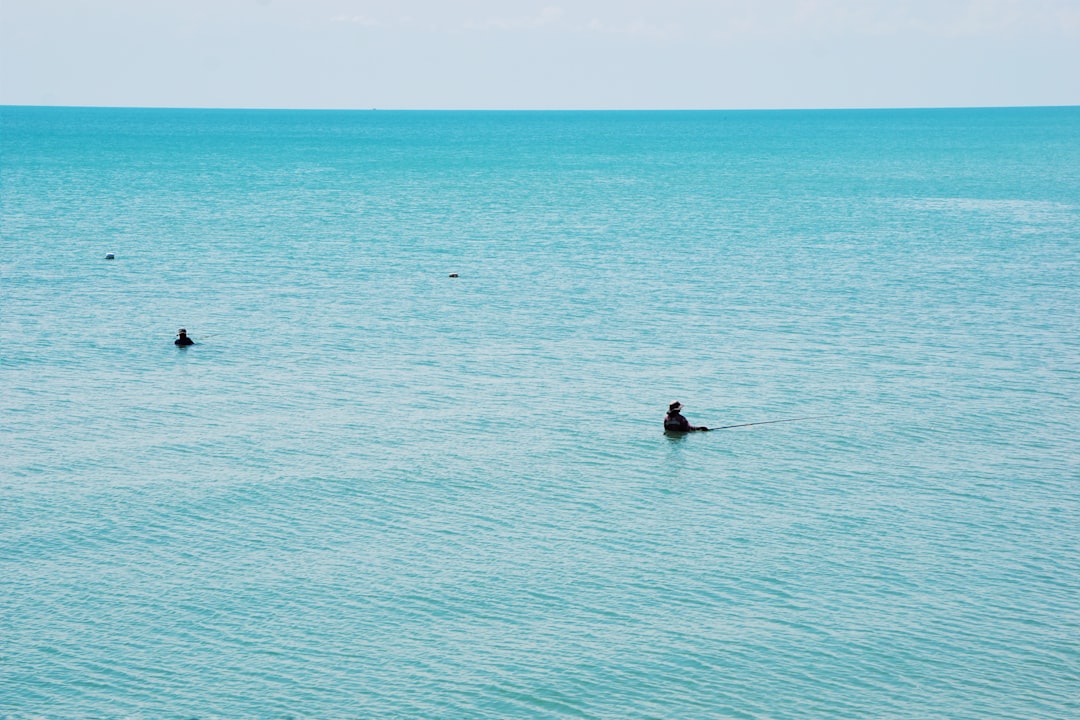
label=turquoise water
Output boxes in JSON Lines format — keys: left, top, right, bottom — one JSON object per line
{"left": 2, "top": 107, "right": 1078, "bottom": 718}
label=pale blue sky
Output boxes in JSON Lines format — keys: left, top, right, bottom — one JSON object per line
{"left": 2, "top": 0, "right": 1078, "bottom": 109}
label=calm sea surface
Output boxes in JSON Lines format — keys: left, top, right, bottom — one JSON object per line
{"left": 2, "top": 107, "right": 1078, "bottom": 718}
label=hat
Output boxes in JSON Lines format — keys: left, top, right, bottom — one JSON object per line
{"left": 669, "top": 401, "right": 682, "bottom": 412}
{"left": 178, "top": 328, "right": 187, "bottom": 334}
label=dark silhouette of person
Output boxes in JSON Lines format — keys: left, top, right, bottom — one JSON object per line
{"left": 175, "top": 328, "right": 195, "bottom": 347}
{"left": 664, "top": 401, "right": 709, "bottom": 432}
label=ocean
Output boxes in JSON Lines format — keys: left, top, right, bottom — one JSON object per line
{"left": 1, "top": 106, "right": 1078, "bottom": 718}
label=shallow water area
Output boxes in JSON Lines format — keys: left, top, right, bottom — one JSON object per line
{"left": 2, "top": 107, "right": 1079, "bottom": 718}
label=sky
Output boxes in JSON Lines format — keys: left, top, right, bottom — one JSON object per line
{"left": 1, "top": 0, "right": 1078, "bottom": 109}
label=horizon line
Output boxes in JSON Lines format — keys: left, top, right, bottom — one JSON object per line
{"left": 3, "top": 103, "right": 1078, "bottom": 113}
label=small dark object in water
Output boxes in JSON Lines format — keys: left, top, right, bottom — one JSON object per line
{"left": 105, "top": 253, "right": 115, "bottom": 260}
{"left": 448, "top": 273, "right": 459, "bottom": 278}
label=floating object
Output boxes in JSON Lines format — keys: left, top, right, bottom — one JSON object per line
{"left": 105, "top": 253, "right": 115, "bottom": 260}
{"left": 448, "top": 273, "right": 459, "bottom": 278}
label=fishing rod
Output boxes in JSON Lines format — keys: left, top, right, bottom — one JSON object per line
{"left": 711, "top": 415, "right": 837, "bottom": 431}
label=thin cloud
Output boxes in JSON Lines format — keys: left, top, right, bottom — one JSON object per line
{"left": 463, "top": 6, "right": 564, "bottom": 31}
{"left": 705, "top": 0, "right": 1080, "bottom": 39}
{"left": 330, "top": 13, "right": 417, "bottom": 29}
{"left": 939, "top": 0, "right": 1080, "bottom": 38}
{"left": 578, "top": 17, "right": 682, "bottom": 41}
{"left": 331, "top": 14, "right": 385, "bottom": 27}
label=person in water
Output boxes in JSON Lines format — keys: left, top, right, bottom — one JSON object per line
{"left": 174, "top": 328, "right": 195, "bottom": 347}
{"left": 664, "top": 401, "right": 709, "bottom": 432}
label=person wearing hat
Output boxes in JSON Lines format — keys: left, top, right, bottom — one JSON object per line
{"left": 174, "top": 328, "right": 195, "bottom": 347}
{"left": 664, "top": 401, "right": 709, "bottom": 432}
